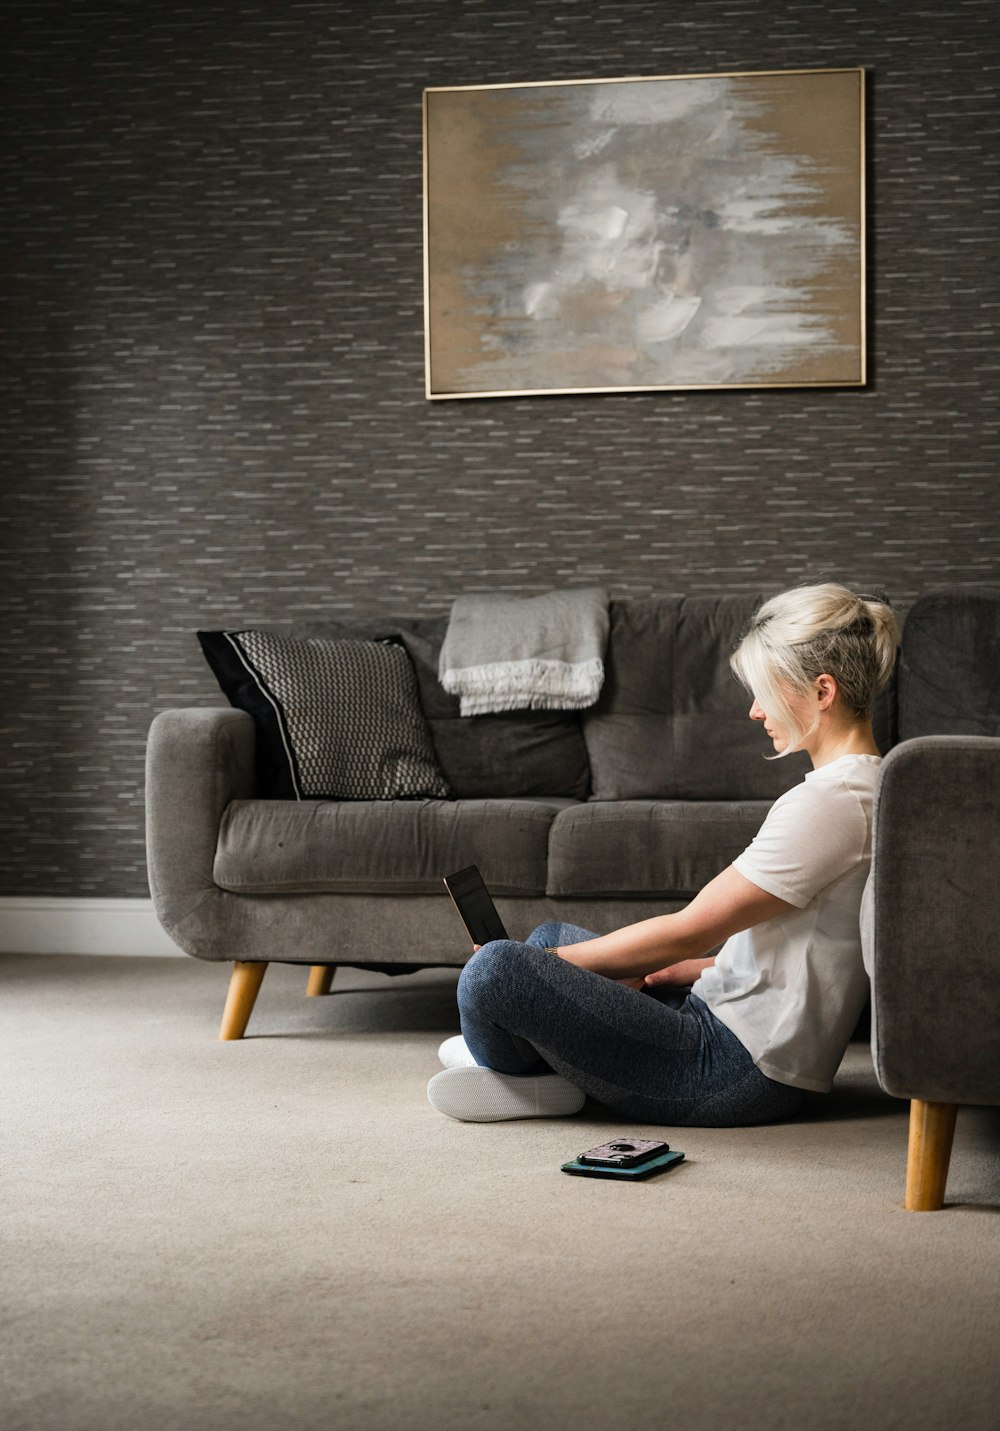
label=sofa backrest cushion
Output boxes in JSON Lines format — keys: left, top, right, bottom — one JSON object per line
{"left": 582, "top": 595, "right": 896, "bottom": 801}
{"left": 898, "top": 589, "right": 1000, "bottom": 740}
{"left": 582, "top": 596, "right": 808, "bottom": 800}
{"left": 286, "top": 614, "right": 591, "bottom": 799}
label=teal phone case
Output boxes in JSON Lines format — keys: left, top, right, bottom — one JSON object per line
{"left": 560, "top": 1148, "right": 685, "bottom": 1181}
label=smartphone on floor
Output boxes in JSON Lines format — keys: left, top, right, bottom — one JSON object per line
{"left": 562, "top": 1138, "right": 685, "bottom": 1181}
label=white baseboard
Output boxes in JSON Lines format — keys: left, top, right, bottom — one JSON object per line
{"left": 0, "top": 898, "right": 186, "bottom": 957}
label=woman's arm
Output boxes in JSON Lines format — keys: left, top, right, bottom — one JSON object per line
{"left": 552, "top": 866, "right": 794, "bottom": 981}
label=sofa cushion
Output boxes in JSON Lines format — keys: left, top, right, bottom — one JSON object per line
{"left": 582, "top": 597, "right": 811, "bottom": 801}
{"left": 578, "top": 597, "right": 682, "bottom": 799}
{"left": 198, "top": 630, "right": 450, "bottom": 801}
{"left": 214, "top": 797, "right": 576, "bottom": 895}
{"left": 898, "top": 589, "right": 1000, "bottom": 740}
{"left": 271, "top": 613, "right": 592, "bottom": 799}
{"left": 546, "top": 800, "right": 772, "bottom": 899}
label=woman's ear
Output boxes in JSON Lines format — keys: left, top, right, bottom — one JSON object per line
{"left": 815, "top": 674, "right": 838, "bottom": 710}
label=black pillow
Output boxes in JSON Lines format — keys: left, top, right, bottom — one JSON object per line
{"left": 198, "top": 629, "right": 451, "bottom": 800}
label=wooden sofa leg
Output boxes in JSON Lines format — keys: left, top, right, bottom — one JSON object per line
{"left": 905, "top": 1099, "right": 958, "bottom": 1211}
{"left": 219, "top": 961, "right": 269, "bottom": 1041}
{"left": 306, "top": 965, "right": 336, "bottom": 997}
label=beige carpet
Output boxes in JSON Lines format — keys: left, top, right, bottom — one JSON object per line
{"left": 2, "top": 953, "right": 998, "bottom": 1431}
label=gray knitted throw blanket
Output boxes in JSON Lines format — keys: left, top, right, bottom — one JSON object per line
{"left": 439, "top": 588, "right": 609, "bottom": 716}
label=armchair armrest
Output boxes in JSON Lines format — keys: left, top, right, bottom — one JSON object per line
{"left": 863, "top": 735, "right": 1000, "bottom": 1106}
{"left": 145, "top": 708, "right": 256, "bottom": 940}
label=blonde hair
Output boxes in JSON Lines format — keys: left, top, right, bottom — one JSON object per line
{"left": 731, "top": 584, "right": 900, "bottom": 757}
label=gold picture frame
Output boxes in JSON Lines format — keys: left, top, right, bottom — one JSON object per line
{"left": 423, "top": 67, "right": 866, "bottom": 400}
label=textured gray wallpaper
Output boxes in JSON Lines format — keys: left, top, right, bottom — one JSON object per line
{"left": 2, "top": 0, "right": 998, "bottom": 896}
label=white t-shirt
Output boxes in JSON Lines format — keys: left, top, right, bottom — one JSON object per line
{"left": 690, "top": 753, "right": 881, "bottom": 1094}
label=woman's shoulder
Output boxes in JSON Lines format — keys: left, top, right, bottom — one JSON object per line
{"left": 747, "top": 756, "right": 877, "bottom": 885}
{"left": 769, "top": 754, "right": 880, "bottom": 825}
{"left": 805, "top": 753, "right": 882, "bottom": 797}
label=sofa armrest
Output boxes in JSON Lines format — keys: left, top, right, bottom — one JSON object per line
{"left": 863, "top": 736, "right": 1000, "bottom": 1105}
{"left": 146, "top": 708, "right": 256, "bottom": 938}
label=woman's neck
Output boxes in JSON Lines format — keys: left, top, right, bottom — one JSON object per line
{"left": 806, "top": 719, "right": 881, "bottom": 769}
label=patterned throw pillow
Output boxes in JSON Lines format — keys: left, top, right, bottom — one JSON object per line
{"left": 197, "top": 630, "right": 451, "bottom": 800}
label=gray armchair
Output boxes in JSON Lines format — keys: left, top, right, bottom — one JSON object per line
{"left": 863, "top": 736, "right": 1000, "bottom": 1210}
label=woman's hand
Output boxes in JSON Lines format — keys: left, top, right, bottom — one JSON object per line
{"left": 546, "top": 944, "right": 662, "bottom": 991}
{"left": 644, "top": 956, "right": 716, "bottom": 988}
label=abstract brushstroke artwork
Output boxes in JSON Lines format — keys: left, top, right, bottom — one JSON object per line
{"left": 423, "top": 68, "right": 865, "bottom": 399}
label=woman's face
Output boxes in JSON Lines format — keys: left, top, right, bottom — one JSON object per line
{"left": 748, "top": 687, "right": 815, "bottom": 755}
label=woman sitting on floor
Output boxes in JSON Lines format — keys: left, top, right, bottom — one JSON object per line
{"left": 427, "top": 582, "right": 899, "bottom": 1126}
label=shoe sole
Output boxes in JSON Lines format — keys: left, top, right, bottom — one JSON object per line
{"left": 427, "top": 1066, "right": 586, "bottom": 1122}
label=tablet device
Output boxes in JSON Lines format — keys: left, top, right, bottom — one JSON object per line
{"left": 443, "top": 865, "right": 509, "bottom": 946}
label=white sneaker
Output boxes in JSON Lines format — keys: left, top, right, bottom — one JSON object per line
{"left": 427, "top": 1065, "right": 586, "bottom": 1122}
{"left": 437, "top": 1035, "right": 478, "bottom": 1069}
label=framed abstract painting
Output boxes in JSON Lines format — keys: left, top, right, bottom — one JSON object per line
{"left": 423, "top": 67, "right": 866, "bottom": 399}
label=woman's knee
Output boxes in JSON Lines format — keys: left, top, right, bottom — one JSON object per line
{"left": 526, "top": 921, "right": 598, "bottom": 948}
{"left": 457, "top": 940, "right": 529, "bottom": 1017}
{"left": 526, "top": 922, "right": 563, "bottom": 948}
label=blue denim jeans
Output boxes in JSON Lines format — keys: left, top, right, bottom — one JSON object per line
{"left": 457, "top": 923, "right": 804, "bottom": 1127}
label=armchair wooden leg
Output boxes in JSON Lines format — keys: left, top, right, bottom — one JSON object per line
{"left": 306, "top": 965, "right": 336, "bottom": 997}
{"left": 905, "top": 1099, "right": 958, "bottom": 1211}
{"left": 219, "top": 961, "right": 269, "bottom": 1041}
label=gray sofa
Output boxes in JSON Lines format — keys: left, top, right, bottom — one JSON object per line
{"left": 146, "top": 592, "right": 999, "bottom": 1102}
